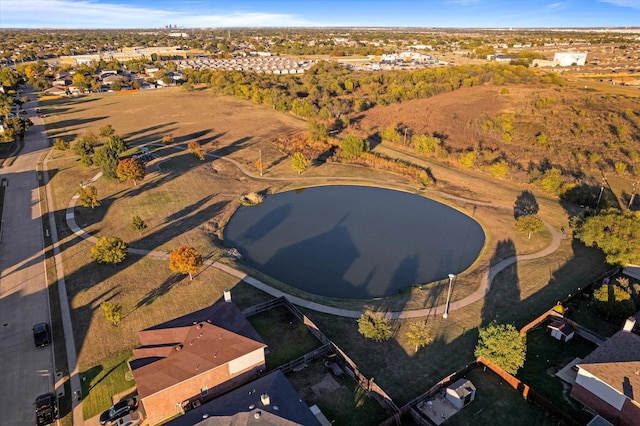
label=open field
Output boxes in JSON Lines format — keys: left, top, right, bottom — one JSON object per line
{"left": 39, "top": 85, "right": 611, "bottom": 418}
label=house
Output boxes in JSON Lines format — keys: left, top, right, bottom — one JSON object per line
{"left": 129, "top": 299, "right": 267, "bottom": 425}
{"left": 43, "top": 86, "right": 68, "bottom": 96}
{"left": 164, "top": 370, "right": 325, "bottom": 426}
{"left": 445, "top": 378, "right": 476, "bottom": 409}
{"left": 494, "top": 54, "right": 519, "bottom": 63}
{"left": 102, "top": 74, "right": 125, "bottom": 85}
{"left": 570, "top": 317, "right": 640, "bottom": 426}
{"left": 547, "top": 318, "right": 575, "bottom": 342}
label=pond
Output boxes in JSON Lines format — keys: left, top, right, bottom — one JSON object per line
{"left": 224, "top": 185, "right": 485, "bottom": 299}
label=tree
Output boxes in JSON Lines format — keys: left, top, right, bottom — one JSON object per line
{"left": 405, "top": 322, "right": 433, "bottom": 352}
{"left": 593, "top": 284, "right": 636, "bottom": 320}
{"left": 104, "top": 134, "right": 127, "bottom": 154}
{"left": 474, "top": 321, "right": 526, "bottom": 375}
{"left": 117, "top": 158, "right": 145, "bottom": 185}
{"left": 99, "top": 124, "right": 116, "bottom": 138}
{"left": 357, "top": 311, "right": 392, "bottom": 342}
{"left": 131, "top": 215, "right": 148, "bottom": 235}
{"left": 78, "top": 185, "right": 100, "bottom": 209}
{"left": 341, "top": 134, "right": 369, "bottom": 159}
{"left": 91, "top": 236, "right": 128, "bottom": 266}
{"left": 54, "top": 137, "right": 69, "bottom": 150}
{"left": 169, "top": 246, "right": 203, "bottom": 280}
{"left": 514, "top": 215, "right": 545, "bottom": 239}
{"left": 308, "top": 120, "right": 328, "bottom": 142}
{"left": 93, "top": 145, "right": 120, "bottom": 180}
{"left": 574, "top": 208, "right": 640, "bottom": 265}
{"left": 413, "top": 134, "right": 441, "bottom": 154}
{"left": 380, "top": 124, "right": 402, "bottom": 144}
{"left": 73, "top": 131, "right": 98, "bottom": 166}
{"left": 100, "top": 301, "right": 122, "bottom": 325}
{"left": 291, "top": 152, "right": 308, "bottom": 174}
{"left": 4, "top": 116, "right": 33, "bottom": 141}
{"left": 188, "top": 140, "right": 205, "bottom": 160}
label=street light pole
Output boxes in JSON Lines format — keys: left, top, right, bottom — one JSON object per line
{"left": 443, "top": 274, "right": 455, "bottom": 319}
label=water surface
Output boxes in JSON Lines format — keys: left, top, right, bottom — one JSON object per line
{"left": 224, "top": 185, "right": 485, "bottom": 299}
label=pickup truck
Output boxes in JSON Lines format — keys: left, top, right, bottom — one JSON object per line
{"left": 35, "top": 393, "right": 58, "bottom": 426}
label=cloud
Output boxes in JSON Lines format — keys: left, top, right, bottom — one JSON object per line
{"left": 598, "top": 0, "right": 640, "bottom": 10}
{"left": 546, "top": 2, "right": 567, "bottom": 10}
{"left": 0, "top": 0, "right": 306, "bottom": 28}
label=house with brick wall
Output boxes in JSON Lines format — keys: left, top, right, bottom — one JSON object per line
{"left": 570, "top": 317, "right": 640, "bottom": 426}
{"left": 130, "top": 300, "right": 266, "bottom": 425}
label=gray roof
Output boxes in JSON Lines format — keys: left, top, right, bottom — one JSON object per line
{"left": 448, "top": 378, "right": 476, "bottom": 398}
{"left": 165, "top": 370, "right": 322, "bottom": 426}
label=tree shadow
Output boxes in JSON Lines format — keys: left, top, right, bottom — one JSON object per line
{"left": 133, "top": 273, "right": 184, "bottom": 310}
{"left": 481, "top": 239, "right": 520, "bottom": 326}
{"left": 514, "top": 190, "right": 539, "bottom": 219}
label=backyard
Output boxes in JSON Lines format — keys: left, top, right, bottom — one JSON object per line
{"left": 517, "top": 325, "right": 597, "bottom": 425}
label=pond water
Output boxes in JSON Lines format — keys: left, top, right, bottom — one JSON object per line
{"left": 224, "top": 185, "right": 485, "bottom": 299}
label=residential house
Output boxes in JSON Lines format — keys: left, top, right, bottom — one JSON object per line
{"left": 570, "top": 317, "right": 640, "bottom": 426}
{"left": 164, "top": 370, "right": 325, "bottom": 426}
{"left": 43, "top": 86, "right": 68, "bottom": 96}
{"left": 130, "top": 300, "right": 267, "bottom": 425}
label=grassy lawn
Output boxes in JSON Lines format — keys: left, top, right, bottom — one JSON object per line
{"left": 38, "top": 88, "right": 617, "bottom": 421}
{"left": 446, "top": 367, "right": 557, "bottom": 426}
{"left": 81, "top": 351, "right": 135, "bottom": 420}
{"left": 286, "top": 358, "right": 389, "bottom": 425}
{"left": 247, "top": 305, "right": 323, "bottom": 370}
{"left": 517, "top": 326, "right": 596, "bottom": 425}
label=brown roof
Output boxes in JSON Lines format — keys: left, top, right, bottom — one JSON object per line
{"left": 131, "top": 302, "right": 266, "bottom": 398}
{"left": 549, "top": 318, "right": 575, "bottom": 336}
{"left": 577, "top": 331, "right": 640, "bottom": 402}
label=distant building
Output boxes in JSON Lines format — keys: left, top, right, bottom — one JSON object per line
{"left": 553, "top": 52, "right": 587, "bottom": 66}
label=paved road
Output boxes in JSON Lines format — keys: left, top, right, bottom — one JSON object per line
{"left": 0, "top": 90, "right": 55, "bottom": 425}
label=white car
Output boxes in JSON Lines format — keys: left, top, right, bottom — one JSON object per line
{"left": 115, "top": 411, "right": 142, "bottom": 426}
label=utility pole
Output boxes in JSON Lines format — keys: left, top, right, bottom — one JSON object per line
{"left": 629, "top": 181, "right": 638, "bottom": 209}
{"left": 259, "top": 150, "right": 263, "bottom": 176}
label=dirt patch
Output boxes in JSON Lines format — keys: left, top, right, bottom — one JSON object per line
{"left": 310, "top": 373, "right": 344, "bottom": 396}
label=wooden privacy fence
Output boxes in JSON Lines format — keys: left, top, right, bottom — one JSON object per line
{"left": 477, "top": 357, "right": 582, "bottom": 426}
{"left": 243, "top": 296, "right": 400, "bottom": 416}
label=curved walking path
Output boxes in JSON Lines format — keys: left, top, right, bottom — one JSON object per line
{"left": 63, "top": 146, "right": 563, "bottom": 319}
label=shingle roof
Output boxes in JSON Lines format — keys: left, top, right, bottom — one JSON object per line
{"left": 577, "top": 331, "right": 640, "bottom": 402}
{"left": 448, "top": 378, "right": 476, "bottom": 398}
{"left": 131, "top": 302, "right": 266, "bottom": 398}
{"left": 164, "top": 370, "right": 322, "bottom": 426}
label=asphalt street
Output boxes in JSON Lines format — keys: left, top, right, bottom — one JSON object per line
{"left": 0, "top": 90, "right": 56, "bottom": 425}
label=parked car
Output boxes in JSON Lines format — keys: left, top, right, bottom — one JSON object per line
{"left": 35, "top": 392, "right": 58, "bottom": 426}
{"left": 115, "top": 411, "right": 142, "bottom": 426}
{"left": 99, "top": 398, "right": 138, "bottom": 425}
{"left": 32, "top": 322, "right": 51, "bottom": 347}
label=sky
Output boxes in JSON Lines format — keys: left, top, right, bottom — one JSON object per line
{"left": 1, "top": 0, "right": 640, "bottom": 29}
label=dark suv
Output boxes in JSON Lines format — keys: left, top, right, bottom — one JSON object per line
{"left": 99, "top": 398, "right": 138, "bottom": 425}
{"left": 35, "top": 393, "right": 58, "bottom": 426}
{"left": 32, "top": 322, "right": 51, "bottom": 347}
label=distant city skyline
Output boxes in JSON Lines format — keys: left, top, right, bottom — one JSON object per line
{"left": 1, "top": 0, "right": 640, "bottom": 29}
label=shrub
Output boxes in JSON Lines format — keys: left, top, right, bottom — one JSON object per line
{"left": 358, "top": 311, "right": 392, "bottom": 342}
{"left": 54, "top": 137, "right": 69, "bottom": 150}
{"left": 593, "top": 284, "right": 636, "bottom": 320}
